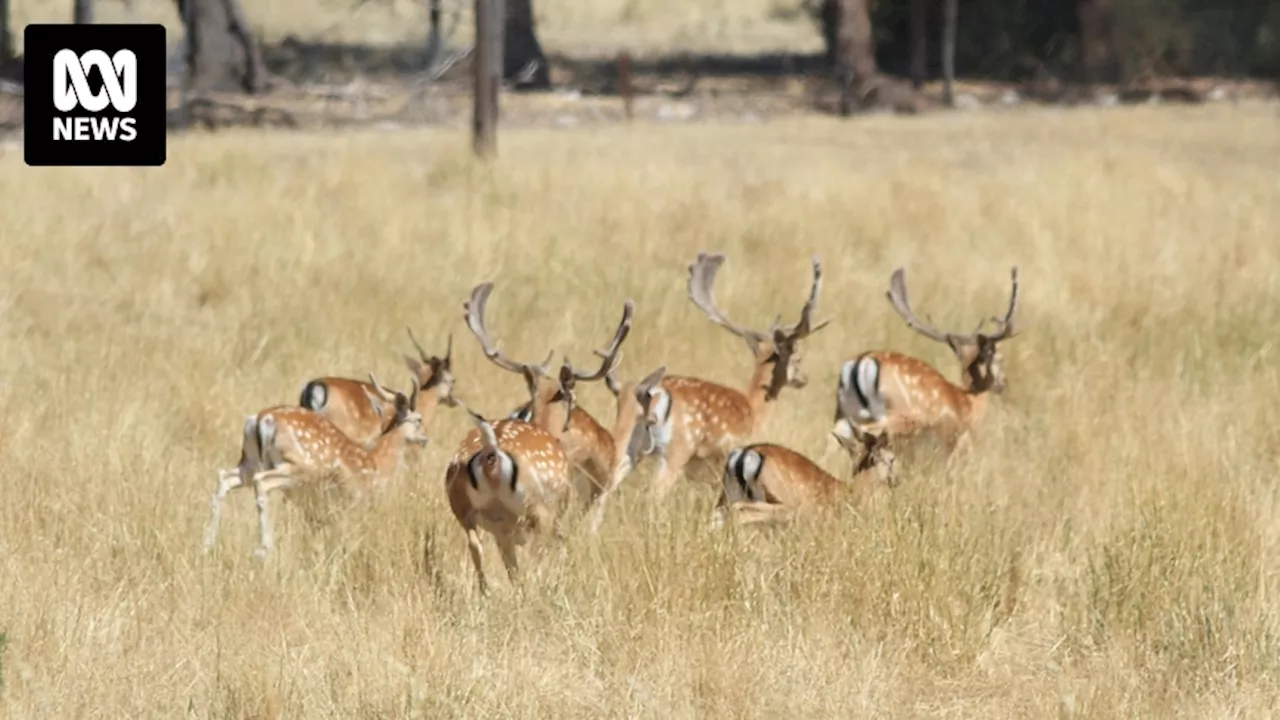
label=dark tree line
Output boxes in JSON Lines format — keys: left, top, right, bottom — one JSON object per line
{"left": 0, "top": 0, "right": 1275, "bottom": 94}
{"left": 818, "top": 0, "right": 1280, "bottom": 87}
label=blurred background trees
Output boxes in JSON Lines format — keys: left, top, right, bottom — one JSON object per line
{"left": 0, "top": 0, "right": 1276, "bottom": 92}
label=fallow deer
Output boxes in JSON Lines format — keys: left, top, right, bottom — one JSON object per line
{"left": 833, "top": 267, "right": 1022, "bottom": 462}
{"left": 298, "top": 328, "right": 457, "bottom": 448}
{"left": 463, "top": 282, "right": 632, "bottom": 505}
{"left": 443, "top": 401, "right": 574, "bottom": 595}
{"left": 205, "top": 374, "right": 428, "bottom": 557}
{"left": 581, "top": 364, "right": 669, "bottom": 533}
{"left": 619, "top": 252, "right": 832, "bottom": 504}
{"left": 711, "top": 430, "right": 897, "bottom": 529}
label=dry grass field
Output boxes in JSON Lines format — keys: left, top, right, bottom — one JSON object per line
{"left": 2, "top": 102, "right": 1280, "bottom": 718}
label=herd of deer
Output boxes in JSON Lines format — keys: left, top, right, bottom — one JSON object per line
{"left": 203, "top": 252, "right": 1023, "bottom": 594}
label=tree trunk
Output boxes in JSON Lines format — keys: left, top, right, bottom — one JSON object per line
{"left": 941, "top": 0, "right": 957, "bottom": 105}
{"left": 0, "top": 0, "right": 10, "bottom": 62}
{"left": 909, "top": 0, "right": 926, "bottom": 89}
{"left": 425, "top": 0, "right": 442, "bottom": 70}
{"left": 834, "top": 0, "right": 877, "bottom": 115}
{"left": 819, "top": 0, "right": 839, "bottom": 68}
{"left": 73, "top": 0, "right": 93, "bottom": 24}
{"left": 176, "top": 0, "right": 265, "bottom": 94}
{"left": 1076, "top": 0, "right": 1118, "bottom": 85}
{"left": 503, "top": 0, "right": 550, "bottom": 89}
{"left": 473, "top": 0, "right": 500, "bottom": 156}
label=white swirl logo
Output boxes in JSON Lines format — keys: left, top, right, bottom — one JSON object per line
{"left": 52, "top": 49, "right": 137, "bottom": 113}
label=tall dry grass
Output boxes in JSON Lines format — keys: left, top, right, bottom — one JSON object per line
{"left": 1, "top": 103, "right": 1279, "bottom": 718}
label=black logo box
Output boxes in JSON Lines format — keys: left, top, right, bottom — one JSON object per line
{"left": 24, "top": 24, "right": 167, "bottom": 167}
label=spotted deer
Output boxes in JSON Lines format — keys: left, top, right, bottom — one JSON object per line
{"left": 443, "top": 401, "right": 574, "bottom": 595}
{"left": 463, "top": 282, "right": 633, "bottom": 505}
{"left": 205, "top": 374, "right": 428, "bottom": 557}
{"left": 833, "top": 267, "right": 1022, "bottom": 462}
{"left": 581, "top": 364, "right": 669, "bottom": 533}
{"left": 620, "top": 252, "right": 832, "bottom": 504}
{"left": 711, "top": 430, "right": 897, "bottom": 529}
{"left": 298, "top": 328, "right": 457, "bottom": 448}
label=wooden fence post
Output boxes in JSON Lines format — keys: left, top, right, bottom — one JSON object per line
{"left": 618, "top": 51, "right": 633, "bottom": 120}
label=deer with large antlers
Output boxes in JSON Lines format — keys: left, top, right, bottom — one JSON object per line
{"left": 463, "top": 282, "right": 635, "bottom": 506}
{"left": 444, "top": 401, "right": 574, "bottom": 595}
{"left": 205, "top": 374, "right": 428, "bottom": 557}
{"left": 606, "top": 252, "right": 832, "bottom": 514}
{"left": 711, "top": 430, "right": 897, "bottom": 529}
{"left": 298, "top": 329, "right": 457, "bottom": 448}
{"left": 833, "top": 266, "right": 1023, "bottom": 463}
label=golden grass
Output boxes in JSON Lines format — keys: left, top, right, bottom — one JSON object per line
{"left": 2, "top": 102, "right": 1280, "bottom": 718}
{"left": 9, "top": 0, "right": 821, "bottom": 57}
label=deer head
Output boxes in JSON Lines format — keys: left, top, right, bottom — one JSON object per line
{"left": 886, "top": 267, "right": 1022, "bottom": 394}
{"left": 603, "top": 365, "right": 669, "bottom": 472}
{"left": 403, "top": 327, "right": 458, "bottom": 408}
{"left": 365, "top": 373, "right": 429, "bottom": 447}
{"left": 833, "top": 427, "right": 897, "bottom": 487}
{"left": 687, "top": 252, "right": 832, "bottom": 396}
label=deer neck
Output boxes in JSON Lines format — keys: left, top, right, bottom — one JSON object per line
{"left": 529, "top": 395, "right": 571, "bottom": 443}
{"left": 608, "top": 400, "right": 641, "bottom": 475}
{"left": 369, "top": 426, "right": 413, "bottom": 476}
{"left": 960, "top": 388, "right": 990, "bottom": 430}
{"left": 414, "top": 388, "right": 442, "bottom": 428}
{"left": 744, "top": 358, "right": 782, "bottom": 433}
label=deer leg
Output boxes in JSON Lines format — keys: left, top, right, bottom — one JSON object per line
{"left": 495, "top": 533, "right": 521, "bottom": 587}
{"left": 707, "top": 485, "right": 732, "bottom": 530}
{"left": 203, "top": 468, "right": 244, "bottom": 551}
{"left": 527, "top": 505, "right": 568, "bottom": 571}
{"left": 727, "top": 501, "right": 795, "bottom": 528}
{"left": 251, "top": 468, "right": 297, "bottom": 558}
{"left": 651, "top": 444, "right": 695, "bottom": 500}
{"left": 465, "top": 525, "right": 489, "bottom": 596}
{"left": 586, "top": 455, "right": 634, "bottom": 535}
{"left": 944, "top": 430, "right": 973, "bottom": 473}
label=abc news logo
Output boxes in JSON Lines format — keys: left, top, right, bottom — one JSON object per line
{"left": 53, "top": 49, "right": 140, "bottom": 142}
{"left": 25, "top": 24, "right": 166, "bottom": 167}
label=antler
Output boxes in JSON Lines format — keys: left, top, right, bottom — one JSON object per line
{"left": 463, "top": 282, "right": 554, "bottom": 377}
{"left": 552, "top": 299, "right": 636, "bottom": 433}
{"left": 577, "top": 300, "right": 634, "bottom": 383}
{"left": 979, "top": 266, "right": 1021, "bottom": 342}
{"left": 405, "top": 375, "right": 420, "bottom": 412}
{"left": 885, "top": 268, "right": 953, "bottom": 344}
{"left": 406, "top": 326, "right": 451, "bottom": 367}
{"left": 687, "top": 252, "right": 769, "bottom": 345}
{"left": 367, "top": 372, "right": 397, "bottom": 402}
{"left": 887, "top": 266, "right": 1023, "bottom": 346}
{"left": 779, "top": 256, "right": 833, "bottom": 341}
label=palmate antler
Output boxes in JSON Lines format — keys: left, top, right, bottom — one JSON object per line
{"left": 687, "top": 252, "right": 833, "bottom": 352}
{"left": 464, "top": 282, "right": 634, "bottom": 432}
{"left": 887, "top": 266, "right": 1022, "bottom": 346}
{"left": 464, "top": 282, "right": 555, "bottom": 379}
{"left": 560, "top": 299, "right": 634, "bottom": 428}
